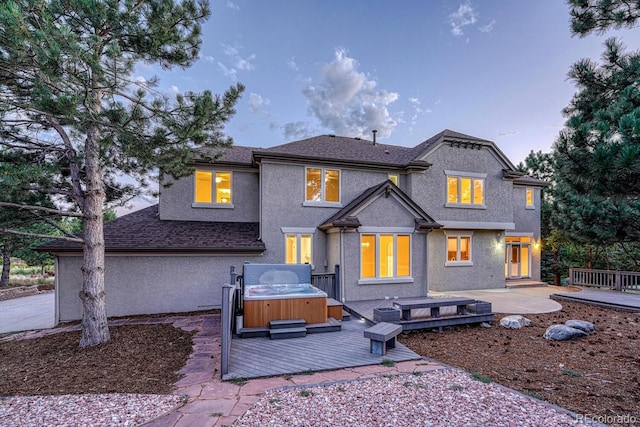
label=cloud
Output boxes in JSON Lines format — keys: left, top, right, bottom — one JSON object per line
{"left": 217, "top": 43, "right": 256, "bottom": 80}
{"left": 282, "top": 121, "right": 314, "bottom": 140}
{"left": 287, "top": 56, "right": 299, "bottom": 71}
{"left": 498, "top": 130, "right": 519, "bottom": 137}
{"left": 408, "top": 97, "right": 432, "bottom": 125}
{"left": 247, "top": 92, "right": 271, "bottom": 117}
{"left": 226, "top": 1, "right": 240, "bottom": 10}
{"left": 479, "top": 19, "right": 496, "bottom": 33}
{"left": 449, "top": 1, "right": 478, "bottom": 36}
{"left": 200, "top": 55, "right": 215, "bottom": 63}
{"left": 301, "top": 48, "right": 399, "bottom": 139}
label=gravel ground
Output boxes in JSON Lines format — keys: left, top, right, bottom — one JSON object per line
{"left": 0, "top": 394, "right": 185, "bottom": 427}
{"left": 234, "top": 369, "right": 590, "bottom": 427}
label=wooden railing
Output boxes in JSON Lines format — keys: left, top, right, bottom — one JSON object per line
{"left": 312, "top": 265, "right": 340, "bottom": 300}
{"left": 569, "top": 268, "right": 640, "bottom": 292}
{"left": 221, "top": 266, "right": 241, "bottom": 378}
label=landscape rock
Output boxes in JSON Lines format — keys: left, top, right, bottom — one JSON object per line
{"left": 499, "top": 315, "right": 532, "bottom": 329}
{"left": 543, "top": 324, "right": 588, "bottom": 341}
{"left": 565, "top": 319, "right": 595, "bottom": 333}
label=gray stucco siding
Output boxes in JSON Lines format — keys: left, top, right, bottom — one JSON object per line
{"left": 427, "top": 229, "right": 505, "bottom": 291}
{"left": 55, "top": 254, "right": 262, "bottom": 322}
{"left": 258, "top": 162, "right": 394, "bottom": 270}
{"left": 410, "top": 145, "right": 513, "bottom": 224}
{"left": 159, "top": 168, "right": 259, "bottom": 222}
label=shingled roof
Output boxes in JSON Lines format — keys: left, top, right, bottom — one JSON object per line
{"left": 38, "top": 205, "right": 265, "bottom": 254}
{"left": 253, "top": 134, "right": 425, "bottom": 169}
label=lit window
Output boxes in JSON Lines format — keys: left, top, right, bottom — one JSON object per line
{"left": 388, "top": 174, "right": 399, "bottom": 186}
{"left": 446, "top": 173, "right": 485, "bottom": 207}
{"left": 306, "top": 167, "right": 340, "bottom": 203}
{"left": 285, "top": 234, "right": 312, "bottom": 264}
{"left": 525, "top": 188, "right": 534, "bottom": 209}
{"left": 446, "top": 234, "right": 472, "bottom": 265}
{"left": 194, "top": 170, "right": 232, "bottom": 205}
{"left": 360, "top": 234, "right": 411, "bottom": 279}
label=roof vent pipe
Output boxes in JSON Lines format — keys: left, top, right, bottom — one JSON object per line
{"left": 372, "top": 129, "right": 377, "bottom": 145}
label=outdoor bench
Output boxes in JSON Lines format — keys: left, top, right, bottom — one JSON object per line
{"left": 392, "top": 297, "right": 476, "bottom": 321}
{"left": 363, "top": 322, "right": 402, "bottom": 356}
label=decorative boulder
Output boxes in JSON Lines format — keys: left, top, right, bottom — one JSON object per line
{"left": 543, "top": 324, "right": 588, "bottom": 341}
{"left": 565, "top": 319, "right": 595, "bottom": 334}
{"left": 499, "top": 315, "right": 532, "bottom": 329}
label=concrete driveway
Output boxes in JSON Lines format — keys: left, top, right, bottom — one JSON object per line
{"left": 0, "top": 292, "right": 55, "bottom": 334}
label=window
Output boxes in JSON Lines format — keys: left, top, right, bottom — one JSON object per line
{"left": 305, "top": 167, "right": 340, "bottom": 204}
{"left": 445, "top": 233, "right": 473, "bottom": 266}
{"left": 194, "top": 170, "right": 232, "bottom": 207}
{"left": 525, "top": 188, "right": 534, "bottom": 209}
{"left": 360, "top": 233, "right": 411, "bottom": 280}
{"left": 285, "top": 234, "right": 312, "bottom": 264}
{"left": 388, "top": 174, "right": 399, "bottom": 186}
{"left": 445, "top": 171, "right": 486, "bottom": 208}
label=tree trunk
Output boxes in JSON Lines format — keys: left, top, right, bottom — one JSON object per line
{"left": 79, "top": 124, "right": 110, "bottom": 348}
{"left": 0, "top": 241, "right": 11, "bottom": 288}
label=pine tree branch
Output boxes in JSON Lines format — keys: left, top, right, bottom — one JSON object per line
{"left": 0, "top": 202, "right": 85, "bottom": 218}
{"left": 0, "top": 228, "right": 83, "bottom": 243}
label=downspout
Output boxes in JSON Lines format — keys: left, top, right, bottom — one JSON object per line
{"left": 340, "top": 228, "right": 346, "bottom": 303}
{"left": 54, "top": 255, "right": 59, "bottom": 326}
{"left": 425, "top": 229, "right": 432, "bottom": 297}
{"left": 258, "top": 162, "right": 263, "bottom": 241}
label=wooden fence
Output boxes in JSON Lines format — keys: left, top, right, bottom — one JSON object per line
{"left": 569, "top": 268, "right": 640, "bottom": 292}
{"left": 311, "top": 265, "right": 340, "bottom": 300}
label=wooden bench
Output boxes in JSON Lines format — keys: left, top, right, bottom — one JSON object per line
{"left": 392, "top": 297, "right": 476, "bottom": 321}
{"left": 364, "top": 322, "right": 402, "bottom": 356}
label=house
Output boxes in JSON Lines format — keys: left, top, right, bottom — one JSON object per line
{"left": 41, "top": 130, "right": 547, "bottom": 322}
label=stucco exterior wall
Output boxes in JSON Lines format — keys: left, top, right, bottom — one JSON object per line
{"left": 258, "top": 161, "right": 393, "bottom": 271}
{"left": 337, "top": 194, "right": 429, "bottom": 302}
{"left": 427, "top": 229, "right": 505, "bottom": 291}
{"left": 56, "top": 253, "right": 263, "bottom": 322}
{"left": 159, "top": 168, "right": 259, "bottom": 222}
{"left": 410, "top": 144, "right": 514, "bottom": 224}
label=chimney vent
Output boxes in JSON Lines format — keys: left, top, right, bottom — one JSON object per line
{"left": 372, "top": 129, "right": 378, "bottom": 145}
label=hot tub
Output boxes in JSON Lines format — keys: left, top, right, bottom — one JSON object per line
{"left": 242, "top": 264, "right": 328, "bottom": 328}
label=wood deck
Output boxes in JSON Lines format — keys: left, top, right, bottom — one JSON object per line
{"left": 550, "top": 288, "right": 640, "bottom": 312}
{"left": 346, "top": 298, "right": 462, "bottom": 323}
{"left": 224, "top": 318, "right": 421, "bottom": 380}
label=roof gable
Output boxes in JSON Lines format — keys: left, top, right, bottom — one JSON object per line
{"left": 411, "top": 129, "right": 517, "bottom": 171}
{"left": 319, "top": 180, "right": 442, "bottom": 231}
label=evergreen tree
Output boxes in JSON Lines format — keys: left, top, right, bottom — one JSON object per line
{"left": 552, "top": 38, "right": 640, "bottom": 245}
{"left": 0, "top": 1, "right": 243, "bottom": 347}
{"left": 569, "top": 0, "right": 640, "bottom": 36}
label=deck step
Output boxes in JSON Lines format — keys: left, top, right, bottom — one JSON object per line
{"left": 270, "top": 327, "right": 307, "bottom": 340}
{"left": 342, "top": 310, "right": 351, "bottom": 321}
{"left": 306, "top": 317, "right": 342, "bottom": 334}
{"left": 238, "top": 327, "right": 269, "bottom": 338}
{"left": 270, "top": 319, "right": 306, "bottom": 329}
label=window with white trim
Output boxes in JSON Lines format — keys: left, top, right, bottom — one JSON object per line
{"left": 525, "top": 188, "right": 534, "bottom": 209}
{"left": 445, "top": 232, "right": 473, "bottom": 266}
{"left": 193, "top": 170, "right": 233, "bottom": 207}
{"left": 445, "top": 171, "right": 486, "bottom": 208}
{"left": 305, "top": 167, "right": 340, "bottom": 204}
{"left": 285, "top": 234, "right": 313, "bottom": 265}
{"left": 360, "top": 233, "right": 411, "bottom": 279}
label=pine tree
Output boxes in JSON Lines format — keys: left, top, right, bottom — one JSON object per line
{"left": 552, "top": 38, "right": 640, "bottom": 245}
{"left": 0, "top": 0, "right": 243, "bottom": 347}
{"left": 569, "top": 0, "right": 640, "bottom": 36}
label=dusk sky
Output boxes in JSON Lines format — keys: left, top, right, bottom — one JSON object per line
{"left": 127, "top": 1, "right": 640, "bottom": 211}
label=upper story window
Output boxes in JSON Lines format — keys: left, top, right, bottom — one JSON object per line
{"left": 388, "top": 174, "right": 399, "bottom": 186}
{"left": 360, "top": 233, "right": 412, "bottom": 282}
{"left": 193, "top": 170, "right": 233, "bottom": 208}
{"left": 445, "top": 231, "right": 473, "bottom": 266}
{"left": 525, "top": 188, "right": 534, "bottom": 209}
{"left": 445, "top": 170, "right": 486, "bottom": 209}
{"left": 305, "top": 167, "right": 340, "bottom": 205}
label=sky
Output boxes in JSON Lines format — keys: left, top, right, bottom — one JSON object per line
{"left": 125, "top": 0, "right": 640, "bottom": 211}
